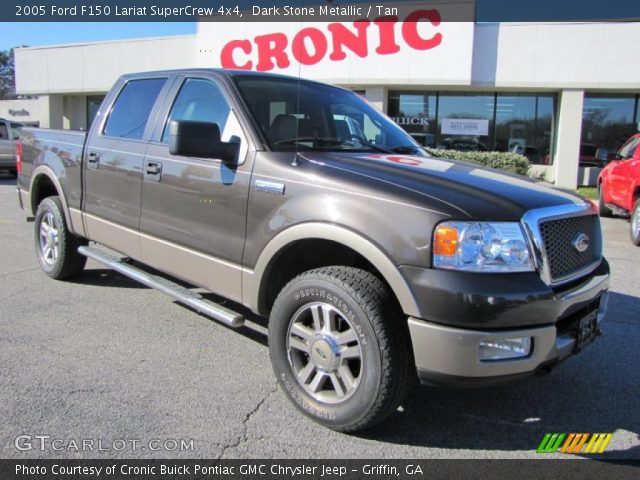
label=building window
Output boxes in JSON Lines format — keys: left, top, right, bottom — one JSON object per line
{"left": 387, "top": 92, "right": 437, "bottom": 147}
{"left": 581, "top": 94, "right": 638, "bottom": 163}
{"left": 495, "top": 94, "right": 555, "bottom": 165}
{"left": 86, "top": 95, "right": 105, "bottom": 130}
{"left": 437, "top": 93, "right": 494, "bottom": 152}
{"left": 387, "top": 91, "right": 557, "bottom": 164}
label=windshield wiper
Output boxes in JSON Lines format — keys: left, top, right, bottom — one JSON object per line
{"left": 274, "top": 136, "right": 343, "bottom": 146}
{"left": 391, "top": 145, "right": 422, "bottom": 154}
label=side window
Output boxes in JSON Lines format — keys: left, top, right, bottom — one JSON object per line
{"left": 103, "top": 78, "right": 166, "bottom": 140}
{"left": 162, "top": 78, "right": 231, "bottom": 144}
{"left": 0, "top": 123, "right": 8, "bottom": 139}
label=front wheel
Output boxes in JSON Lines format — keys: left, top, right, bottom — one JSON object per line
{"left": 631, "top": 200, "right": 640, "bottom": 246}
{"left": 34, "top": 196, "right": 87, "bottom": 279}
{"left": 269, "top": 266, "right": 414, "bottom": 432}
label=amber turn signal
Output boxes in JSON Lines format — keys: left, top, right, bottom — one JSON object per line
{"left": 434, "top": 225, "right": 459, "bottom": 256}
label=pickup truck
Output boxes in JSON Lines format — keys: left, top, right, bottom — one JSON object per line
{"left": 598, "top": 132, "right": 640, "bottom": 245}
{"left": 0, "top": 118, "right": 23, "bottom": 177}
{"left": 17, "top": 69, "right": 610, "bottom": 432}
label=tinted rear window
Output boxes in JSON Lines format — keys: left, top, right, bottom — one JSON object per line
{"left": 103, "top": 78, "right": 166, "bottom": 140}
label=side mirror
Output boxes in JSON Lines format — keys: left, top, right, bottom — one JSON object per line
{"left": 169, "top": 120, "right": 239, "bottom": 164}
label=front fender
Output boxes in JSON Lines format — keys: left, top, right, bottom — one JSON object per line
{"left": 242, "top": 222, "right": 421, "bottom": 318}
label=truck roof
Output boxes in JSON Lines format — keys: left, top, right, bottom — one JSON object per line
{"left": 118, "top": 68, "right": 349, "bottom": 90}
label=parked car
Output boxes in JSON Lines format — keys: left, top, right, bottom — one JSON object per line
{"left": 0, "top": 118, "right": 23, "bottom": 177}
{"left": 438, "top": 138, "right": 487, "bottom": 151}
{"left": 579, "top": 143, "right": 608, "bottom": 168}
{"left": 598, "top": 132, "right": 640, "bottom": 245}
{"left": 17, "top": 70, "right": 609, "bottom": 432}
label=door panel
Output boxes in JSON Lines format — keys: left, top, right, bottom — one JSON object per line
{"left": 82, "top": 77, "right": 168, "bottom": 259}
{"left": 608, "top": 160, "right": 629, "bottom": 206}
{"left": 139, "top": 77, "right": 252, "bottom": 301}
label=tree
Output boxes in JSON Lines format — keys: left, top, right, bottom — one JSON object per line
{"left": 0, "top": 48, "right": 18, "bottom": 100}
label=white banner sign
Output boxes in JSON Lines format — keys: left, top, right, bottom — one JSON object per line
{"left": 196, "top": 2, "right": 476, "bottom": 85}
{"left": 441, "top": 118, "right": 489, "bottom": 136}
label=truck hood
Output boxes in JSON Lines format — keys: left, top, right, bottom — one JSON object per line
{"left": 302, "top": 152, "right": 589, "bottom": 220}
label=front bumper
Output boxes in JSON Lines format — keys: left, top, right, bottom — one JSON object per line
{"left": 406, "top": 264, "right": 609, "bottom": 387}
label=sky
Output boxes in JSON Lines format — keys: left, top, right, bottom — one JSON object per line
{"left": 0, "top": 22, "right": 196, "bottom": 51}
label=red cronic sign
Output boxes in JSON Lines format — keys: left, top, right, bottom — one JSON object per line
{"left": 220, "top": 10, "right": 443, "bottom": 71}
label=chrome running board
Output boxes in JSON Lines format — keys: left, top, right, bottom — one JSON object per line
{"left": 78, "top": 245, "right": 245, "bottom": 328}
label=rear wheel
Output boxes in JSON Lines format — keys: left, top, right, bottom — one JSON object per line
{"left": 269, "top": 266, "right": 414, "bottom": 432}
{"left": 598, "top": 184, "right": 612, "bottom": 217}
{"left": 34, "top": 196, "right": 87, "bottom": 279}
{"left": 631, "top": 200, "right": 640, "bottom": 246}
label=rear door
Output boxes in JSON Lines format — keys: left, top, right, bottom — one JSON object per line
{"left": 82, "top": 75, "right": 170, "bottom": 259}
{"left": 139, "top": 73, "right": 253, "bottom": 302}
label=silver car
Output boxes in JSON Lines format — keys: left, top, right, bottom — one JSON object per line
{"left": 0, "top": 118, "right": 23, "bottom": 177}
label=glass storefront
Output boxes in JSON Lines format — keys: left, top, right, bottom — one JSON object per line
{"left": 388, "top": 91, "right": 556, "bottom": 164}
{"left": 581, "top": 94, "right": 639, "bottom": 163}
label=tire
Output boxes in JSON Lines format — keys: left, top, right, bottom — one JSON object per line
{"left": 34, "top": 196, "right": 87, "bottom": 279}
{"left": 269, "top": 266, "right": 414, "bottom": 432}
{"left": 598, "top": 184, "right": 612, "bottom": 217}
{"left": 631, "top": 200, "right": 640, "bottom": 246}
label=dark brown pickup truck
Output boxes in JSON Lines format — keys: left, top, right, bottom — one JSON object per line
{"left": 17, "top": 69, "right": 609, "bottom": 432}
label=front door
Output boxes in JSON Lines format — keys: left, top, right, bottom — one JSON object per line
{"left": 609, "top": 135, "right": 640, "bottom": 205}
{"left": 139, "top": 76, "right": 253, "bottom": 302}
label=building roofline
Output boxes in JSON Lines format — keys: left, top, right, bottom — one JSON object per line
{"left": 14, "top": 34, "right": 196, "bottom": 51}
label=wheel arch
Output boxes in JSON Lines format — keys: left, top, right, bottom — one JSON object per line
{"left": 29, "top": 166, "right": 73, "bottom": 229}
{"left": 244, "top": 223, "right": 420, "bottom": 318}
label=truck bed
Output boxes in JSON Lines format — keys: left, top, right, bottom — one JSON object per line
{"left": 18, "top": 128, "right": 87, "bottom": 215}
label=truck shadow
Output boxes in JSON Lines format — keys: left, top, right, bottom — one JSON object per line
{"left": 69, "top": 268, "right": 149, "bottom": 289}
{"left": 0, "top": 175, "right": 17, "bottom": 185}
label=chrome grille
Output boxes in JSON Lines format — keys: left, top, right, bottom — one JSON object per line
{"left": 539, "top": 215, "right": 602, "bottom": 282}
{"left": 522, "top": 204, "right": 603, "bottom": 286}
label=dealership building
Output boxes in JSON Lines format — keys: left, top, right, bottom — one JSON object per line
{"left": 6, "top": 1, "right": 640, "bottom": 188}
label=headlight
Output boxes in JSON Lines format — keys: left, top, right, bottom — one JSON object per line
{"left": 433, "top": 221, "right": 534, "bottom": 272}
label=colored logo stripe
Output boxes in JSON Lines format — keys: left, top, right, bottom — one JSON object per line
{"left": 537, "top": 433, "right": 566, "bottom": 453}
{"left": 560, "top": 433, "right": 589, "bottom": 454}
{"left": 537, "top": 433, "right": 613, "bottom": 454}
{"left": 584, "top": 433, "right": 613, "bottom": 454}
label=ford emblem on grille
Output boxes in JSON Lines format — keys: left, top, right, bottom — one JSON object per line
{"left": 572, "top": 233, "right": 590, "bottom": 252}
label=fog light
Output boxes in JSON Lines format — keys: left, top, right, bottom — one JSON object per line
{"left": 478, "top": 337, "right": 532, "bottom": 361}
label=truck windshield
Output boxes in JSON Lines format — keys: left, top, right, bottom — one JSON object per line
{"left": 234, "top": 75, "right": 425, "bottom": 155}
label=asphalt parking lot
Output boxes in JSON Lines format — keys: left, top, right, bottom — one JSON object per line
{"left": 1, "top": 174, "right": 639, "bottom": 460}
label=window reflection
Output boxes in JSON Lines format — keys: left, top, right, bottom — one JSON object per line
{"left": 581, "top": 94, "right": 637, "bottom": 164}
{"left": 387, "top": 91, "right": 556, "bottom": 164}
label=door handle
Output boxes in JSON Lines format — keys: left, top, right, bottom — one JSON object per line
{"left": 145, "top": 161, "right": 162, "bottom": 175}
{"left": 87, "top": 152, "right": 100, "bottom": 163}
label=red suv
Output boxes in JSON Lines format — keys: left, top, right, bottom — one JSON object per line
{"left": 598, "top": 133, "right": 640, "bottom": 245}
